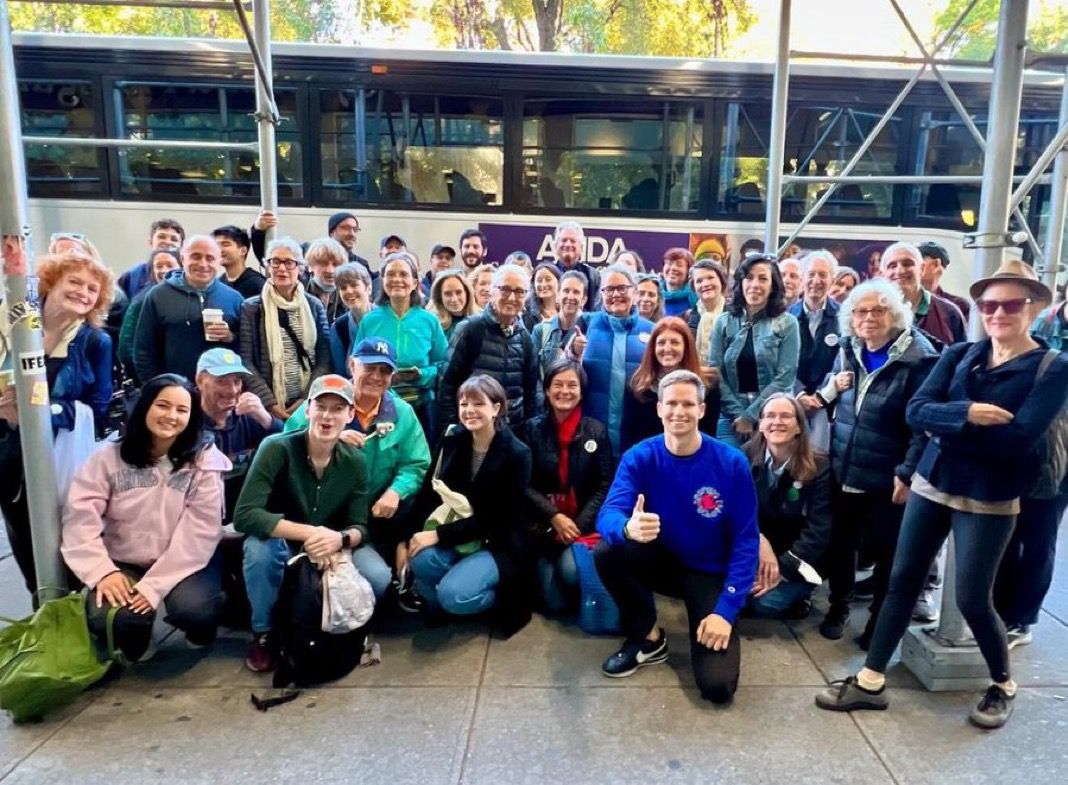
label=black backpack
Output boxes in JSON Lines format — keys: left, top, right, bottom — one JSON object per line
{"left": 271, "top": 553, "right": 368, "bottom": 688}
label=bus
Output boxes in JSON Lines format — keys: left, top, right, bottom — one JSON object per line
{"left": 13, "top": 32, "right": 1067, "bottom": 292}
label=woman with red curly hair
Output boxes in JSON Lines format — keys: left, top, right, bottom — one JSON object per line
{"left": 623, "top": 316, "right": 720, "bottom": 451}
{"left": 0, "top": 251, "right": 115, "bottom": 594}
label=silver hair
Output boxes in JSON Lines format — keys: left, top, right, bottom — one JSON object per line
{"left": 265, "top": 236, "right": 304, "bottom": 262}
{"left": 599, "top": 263, "right": 637, "bottom": 288}
{"left": 778, "top": 256, "right": 803, "bottom": 271}
{"left": 657, "top": 369, "right": 706, "bottom": 402}
{"left": 491, "top": 263, "right": 531, "bottom": 287}
{"left": 304, "top": 237, "right": 346, "bottom": 267}
{"left": 838, "top": 278, "right": 914, "bottom": 338}
{"left": 801, "top": 249, "right": 839, "bottom": 278}
{"left": 560, "top": 269, "right": 589, "bottom": 292}
{"left": 553, "top": 220, "right": 585, "bottom": 244}
{"left": 880, "top": 241, "right": 922, "bottom": 270}
{"left": 335, "top": 261, "right": 372, "bottom": 288}
{"left": 182, "top": 234, "right": 220, "bottom": 254}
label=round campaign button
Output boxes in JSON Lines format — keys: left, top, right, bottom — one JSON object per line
{"left": 584, "top": 439, "right": 598, "bottom": 453}
{"left": 824, "top": 333, "right": 840, "bottom": 347}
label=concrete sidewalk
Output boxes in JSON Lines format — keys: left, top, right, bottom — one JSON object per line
{"left": 2, "top": 526, "right": 1067, "bottom": 785}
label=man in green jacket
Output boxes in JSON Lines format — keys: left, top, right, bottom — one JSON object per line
{"left": 235, "top": 373, "right": 392, "bottom": 673}
{"left": 285, "top": 337, "right": 431, "bottom": 611}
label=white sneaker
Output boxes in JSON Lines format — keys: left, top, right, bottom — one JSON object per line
{"left": 1006, "top": 625, "right": 1033, "bottom": 650}
{"left": 912, "top": 591, "right": 939, "bottom": 623}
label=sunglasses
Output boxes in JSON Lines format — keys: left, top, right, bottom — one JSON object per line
{"left": 975, "top": 297, "right": 1033, "bottom": 316}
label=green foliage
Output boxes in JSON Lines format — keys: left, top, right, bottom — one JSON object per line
{"left": 11, "top": 0, "right": 756, "bottom": 55}
{"left": 934, "top": 0, "right": 1068, "bottom": 59}
{"left": 10, "top": 1, "right": 342, "bottom": 43}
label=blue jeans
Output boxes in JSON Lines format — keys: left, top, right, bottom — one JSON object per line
{"left": 243, "top": 537, "right": 393, "bottom": 633}
{"left": 537, "top": 547, "right": 579, "bottom": 614}
{"left": 746, "top": 579, "right": 814, "bottom": 618}
{"left": 865, "top": 493, "right": 1016, "bottom": 683}
{"left": 409, "top": 546, "right": 499, "bottom": 615}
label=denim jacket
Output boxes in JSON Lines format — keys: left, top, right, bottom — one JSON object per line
{"left": 709, "top": 310, "right": 800, "bottom": 424}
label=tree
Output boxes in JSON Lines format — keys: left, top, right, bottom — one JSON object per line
{"left": 429, "top": 0, "right": 753, "bottom": 55}
{"left": 934, "top": 0, "right": 1068, "bottom": 59}
{"left": 10, "top": 1, "right": 344, "bottom": 43}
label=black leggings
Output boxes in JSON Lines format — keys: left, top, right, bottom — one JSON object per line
{"left": 994, "top": 491, "right": 1068, "bottom": 627}
{"left": 865, "top": 493, "right": 1016, "bottom": 683}
{"left": 826, "top": 488, "right": 905, "bottom": 625}
{"left": 595, "top": 540, "right": 740, "bottom": 704}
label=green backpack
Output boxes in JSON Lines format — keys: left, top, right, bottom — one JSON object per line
{"left": 0, "top": 592, "right": 122, "bottom": 723}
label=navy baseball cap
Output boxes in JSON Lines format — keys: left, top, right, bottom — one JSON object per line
{"left": 351, "top": 337, "right": 398, "bottom": 370}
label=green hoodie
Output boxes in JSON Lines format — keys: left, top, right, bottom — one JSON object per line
{"left": 284, "top": 388, "right": 430, "bottom": 503}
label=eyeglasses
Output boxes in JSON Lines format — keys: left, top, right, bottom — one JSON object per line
{"left": 601, "top": 284, "right": 634, "bottom": 296}
{"left": 266, "top": 258, "right": 299, "bottom": 270}
{"left": 853, "top": 306, "right": 889, "bottom": 319}
{"left": 976, "top": 297, "right": 1033, "bottom": 315}
{"left": 495, "top": 286, "right": 528, "bottom": 300}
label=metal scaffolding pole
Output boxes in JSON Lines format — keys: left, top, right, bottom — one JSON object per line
{"left": 1041, "top": 70, "right": 1068, "bottom": 290}
{"left": 763, "top": 0, "right": 792, "bottom": 252}
{"left": 234, "top": 0, "right": 279, "bottom": 244}
{"left": 971, "top": 0, "right": 1030, "bottom": 294}
{"left": 0, "top": 0, "right": 65, "bottom": 600}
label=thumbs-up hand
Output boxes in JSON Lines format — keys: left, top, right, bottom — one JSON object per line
{"left": 569, "top": 324, "right": 588, "bottom": 359}
{"left": 625, "top": 493, "right": 660, "bottom": 543}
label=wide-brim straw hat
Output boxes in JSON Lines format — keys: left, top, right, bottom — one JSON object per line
{"left": 968, "top": 259, "right": 1052, "bottom": 306}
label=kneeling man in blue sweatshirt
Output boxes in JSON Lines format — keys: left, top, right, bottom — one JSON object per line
{"left": 595, "top": 369, "right": 759, "bottom": 703}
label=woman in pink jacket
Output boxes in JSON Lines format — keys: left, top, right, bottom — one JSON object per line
{"left": 62, "top": 374, "right": 231, "bottom": 661}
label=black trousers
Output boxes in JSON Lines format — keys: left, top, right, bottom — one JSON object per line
{"left": 85, "top": 551, "right": 225, "bottom": 662}
{"left": 994, "top": 491, "right": 1068, "bottom": 627}
{"left": 826, "top": 488, "right": 905, "bottom": 628}
{"left": 594, "top": 539, "right": 741, "bottom": 704}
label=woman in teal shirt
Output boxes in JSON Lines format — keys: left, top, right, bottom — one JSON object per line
{"left": 354, "top": 252, "right": 448, "bottom": 439}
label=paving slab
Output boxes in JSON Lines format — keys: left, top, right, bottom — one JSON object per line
{"left": 119, "top": 616, "right": 491, "bottom": 690}
{"left": 0, "top": 694, "right": 98, "bottom": 779}
{"left": 1, "top": 685, "right": 476, "bottom": 785}
{"left": 462, "top": 686, "right": 896, "bottom": 785}
{"left": 1036, "top": 524, "right": 1068, "bottom": 625}
{"left": 0, "top": 523, "right": 11, "bottom": 560}
{"left": 0, "top": 555, "right": 31, "bottom": 622}
{"left": 484, "top": 609, "right": 825, "bottom": 688}
{"left": 855, "top": 687, "right": 1068, "bottom": 785}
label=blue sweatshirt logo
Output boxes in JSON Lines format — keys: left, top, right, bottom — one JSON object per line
{"left": 693, "top": 486, "right": 724, "bottom": 519}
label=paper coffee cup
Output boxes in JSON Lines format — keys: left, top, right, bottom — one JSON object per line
{"left": 0, "top": 369, "right": 13, "bottom": 389}
{"left": 203, "top": 308, "right": 224, "bottom": 341}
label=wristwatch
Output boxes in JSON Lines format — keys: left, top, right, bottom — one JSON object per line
{"left": 340, "top": 531, "right": 353, "bottom": 550}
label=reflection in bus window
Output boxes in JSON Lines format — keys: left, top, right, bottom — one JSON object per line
{"left": 116, "top": 84, "right": 303, "bottom": 200}
{"left": 320, "top": 90, "right": 503, "bottom": 206}
{"left": 911, "top": 112, "right": 1056, "bottom": 229}
{"left": 20, "top": 81, "right": 104, "bottom": 198}
{"left": 720, "top": 102, "right": 901, "bottom": 220}
{"left": 521, "top": 100, "right": 702, "bottom": 213}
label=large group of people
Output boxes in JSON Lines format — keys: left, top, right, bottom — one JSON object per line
{"left": 3, "top": 213, "right": 1067, "bottom": 733}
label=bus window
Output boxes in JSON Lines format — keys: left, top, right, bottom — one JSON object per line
{"left": 20, "top": 81, "right": 104, "bottom": 198}
{"left": 116, "top": 84, "right": 302, "bottom": 201}
{"left": 521, "top": 99, "right": 702, "bottom": 213}
{"left": 320, "top": 90, "right": 503, "bottom": 207}
{"left": 910, "top": 112, "right": 1056, "bottom": 230}
{"left": 720, "top": 102, "right": 900, "bottom": 221}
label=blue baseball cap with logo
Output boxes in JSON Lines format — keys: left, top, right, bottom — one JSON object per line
{"left": 351, "top": 337, "right": 398, "bottom": 370}
{"left": 196, "top": 348, "right": 249, "bottom": 377}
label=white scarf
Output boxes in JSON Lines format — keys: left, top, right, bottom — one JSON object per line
{"left": 696, "top": 300, "right": 724, "bottom": 361}
{"left": 262, "top": 282, "right": 317, "bottom": 405}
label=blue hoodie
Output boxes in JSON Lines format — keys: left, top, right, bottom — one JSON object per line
{"left": 133, "top": 269, "right": 244, "bottom": 381}
{"left": 596, "top": 434, "right": 760, "bottom": 624}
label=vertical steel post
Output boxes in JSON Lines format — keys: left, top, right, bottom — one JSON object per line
{"left": 946, "top": 0, "right": 1029, "bottom": 648}
{"left": 763, "top": 0, "right": 792, "bottom": 254}
{"left": 970, "top": 0, "right": 1029, "bottom": 324}
{"left": 0, "top": 0, "right": 65, "bottom": 600}
{"left": 1042, "top": 69, "right": 1068, "bottom": 291}
{"left": 354, "top": 87, "right": 369, "bottom": 199}
{"left": 254, "top": 0, "right": 278, "bottom": 243}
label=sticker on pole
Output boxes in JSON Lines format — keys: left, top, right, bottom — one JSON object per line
{"left": 2, "top": 236, "right": 28, "bottom": 277}
{"left": 6, "top": 300, "right": 39, "bottom": 327}
{"left": 30, "top": 380, "right": 48, "bottom": 406}
{"left": 18, "top": 350, "right": 46, "bottom": 375}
